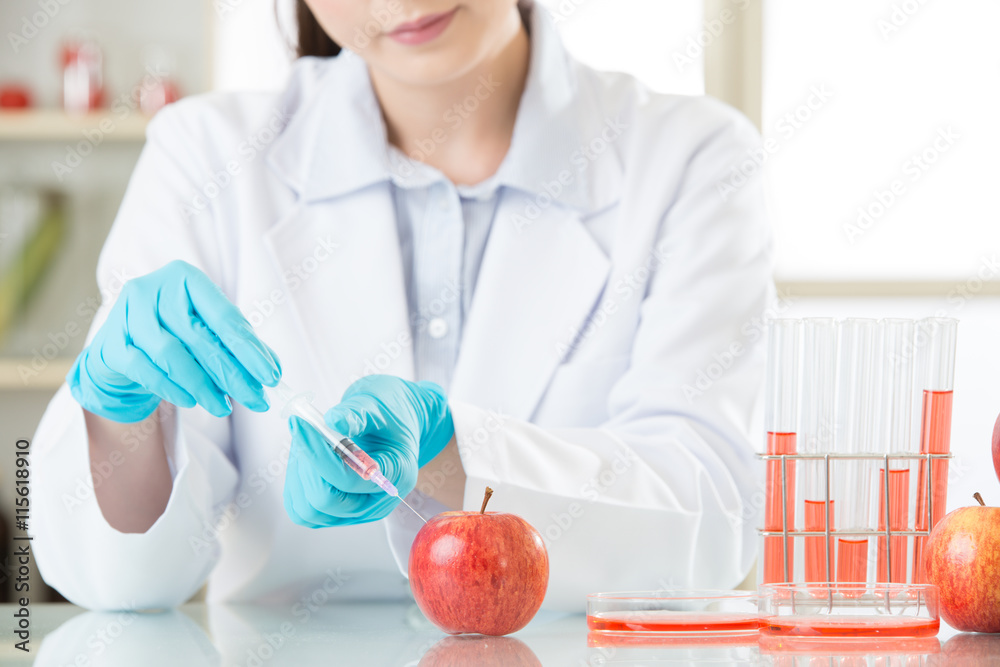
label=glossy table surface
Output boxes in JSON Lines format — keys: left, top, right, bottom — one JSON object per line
{"left": 2, "top": 602, "right": 998, "bottom": 665}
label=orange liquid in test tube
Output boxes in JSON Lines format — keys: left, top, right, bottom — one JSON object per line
{"left": 836, "top": 538, "right": 868, "bottom": 586}
{"left": 764, "top": 432, "right": 797, "bottom": 584}
{"left": 761, "top": 319, "right": 801, "bottom": 585}
{"left": 804, "top": 499, "right": 834, "bottom": 583}
{"left": 832, "top": 319, "right": 878, "bottom": 591}
{"left": 913, "top": 389, "right": 953, "bottom": 582}
{"left": 877, "top": 468, "right": 910, "bottom": 583}
{"left": 799, "top": 318, "right": 837, "bottom": 586}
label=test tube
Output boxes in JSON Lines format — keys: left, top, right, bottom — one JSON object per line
{"left": 762, "top": 319, "right": 801, "bottom": 584}
{"left": 874, "top": 319, "right": 915, "bottom": 584}
{"left": 912, "top": 318, "right": 957, "bottom": 583}
{"left": 799, "top": 318, "right": 837, "bottom": 584}
{"left": 833, "top": 319, "right": 877, "bottom": 587}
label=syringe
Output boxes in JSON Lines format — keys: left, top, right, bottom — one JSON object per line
{"left": 267, "top": 380, "right": 426, "bottom": 523}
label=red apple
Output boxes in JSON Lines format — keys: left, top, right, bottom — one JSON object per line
{"left": 992, "top": 412, "right": 1000, "bottom": 485}
{"left": 418, "top": 635, "right": 542, "bottom": 667}
{"left": 925, "top": 493, "right": 1000, "bottom": 633}
{"left": 409, "top": 487, "right": 549, "bottom": 636}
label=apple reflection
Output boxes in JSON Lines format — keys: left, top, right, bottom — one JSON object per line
{"left": 940, "top": 633, "right": 1000, "bottom": 666}
{"left": 418, "top": 634, "right": 542, "bottom": 667}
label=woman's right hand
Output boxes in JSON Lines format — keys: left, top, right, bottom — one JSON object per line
{"left": 67, "top": 260, "right": 282, "bottom": 423}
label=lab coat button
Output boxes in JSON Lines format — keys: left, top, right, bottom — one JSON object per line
{"left": 428, "top": 318, "right": 448, "bottom": 339}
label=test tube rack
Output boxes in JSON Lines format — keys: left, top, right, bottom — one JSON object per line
{"left": 757, "top": 450, "right": 952, "bottom": 584}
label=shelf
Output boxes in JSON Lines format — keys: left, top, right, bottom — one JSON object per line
{"left": 776, "top": 280, "right": 1000, "bottom": 297}
{"left": 0, "top": 357, "right": 73, "bottom": 390}
{"left": 0, "top": 110, "right": 149, "bottom": 142}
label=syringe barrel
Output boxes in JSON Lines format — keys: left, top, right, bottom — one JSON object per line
{"left": 333, "top": 434, "right": 381, "bottom": 480}
{"left": 267, "top": 382, "right": 383, "bottom": 481}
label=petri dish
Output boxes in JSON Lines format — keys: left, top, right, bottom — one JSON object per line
{"left": 587, "top": 590, "right": 759, "bottom": 638}
{"left": 758, "top": 582, "right": 940, "bottom": 639}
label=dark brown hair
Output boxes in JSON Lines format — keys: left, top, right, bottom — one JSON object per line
{"left": 296, "top": 0, "right": 341, "bottom": 58}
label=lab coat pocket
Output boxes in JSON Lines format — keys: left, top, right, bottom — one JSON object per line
{"left": 534, "top": 353, "right": 631, "bottom": 427}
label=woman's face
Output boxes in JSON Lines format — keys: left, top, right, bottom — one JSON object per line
{"left": 303, "top": 1, "right": 522, "bottom": 85}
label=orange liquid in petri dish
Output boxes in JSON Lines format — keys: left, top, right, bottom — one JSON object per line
{"left": 913, "top": 390, "right": 952, "bottom": 583}
{"left": 587, "top": 611, "right": 760, "bottom": 634}
{"left": 761, "top": 614, "right": 939, "bottom": 639}
{"left": 764, "top": 432, "right": 797, "bottom": 583}
{"left": 804, "top": 499, "right": 835, "bottom": 583}
{"left": 877, "top": 468, "right": 910, "bottom": 584}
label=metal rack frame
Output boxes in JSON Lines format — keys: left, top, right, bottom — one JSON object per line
{"left": 757, "top": 452, "right": 953, "bottom": 584}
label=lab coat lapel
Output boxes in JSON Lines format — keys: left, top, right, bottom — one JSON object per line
{"left": 450, "top": 197, "right": 610, "bottom": 420}
{"left": 447, "top": 6, "right": 621, "bottom": 420}
{"left": 262, "top": 187, "right": 415, "bottom": 399}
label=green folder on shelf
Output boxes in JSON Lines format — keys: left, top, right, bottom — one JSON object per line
{"left": 0, "top": 189, "right": 66, "bottom": 343}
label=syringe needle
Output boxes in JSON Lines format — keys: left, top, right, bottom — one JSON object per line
{"left": 398, "top": 497, "right": 427, "bottom": 523}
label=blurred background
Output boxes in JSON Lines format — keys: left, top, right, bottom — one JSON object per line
{"left": 1, "top": 0, "right": 998, "bottom": 603}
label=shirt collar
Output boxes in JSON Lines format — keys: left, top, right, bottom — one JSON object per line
{"left": 387, "top": 144, "right": 502, "bottom": 201}
{"left": 267, "top": 0, "right": 622, "bottom": 213}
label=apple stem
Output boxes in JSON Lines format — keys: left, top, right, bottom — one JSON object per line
{"left": 974, "top": 492, "right": 986, "bottom": 507}
{"left": 480, "top": 486, "right": 493, "bottom": 514}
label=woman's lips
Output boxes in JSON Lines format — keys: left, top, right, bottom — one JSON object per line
{"left": 388, "top": 7, "right": 459, "bottom": 46}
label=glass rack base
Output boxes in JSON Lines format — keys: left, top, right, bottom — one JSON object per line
{"left": 757, "top": 452, "right": 951, "bottom": 587}
{"left": 758, "top": 583, "right": 939, "bottom": 640}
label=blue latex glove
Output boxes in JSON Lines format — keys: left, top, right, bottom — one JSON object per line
{"left": 283, "top": 375, "right": 454, "bottom": 527}
{"left": 67, "top": 260, "right": 282, "bottom": 423}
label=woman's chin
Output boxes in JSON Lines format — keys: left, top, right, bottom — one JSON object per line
{"left": 367, "top": 45, "right": 487, "bottom": 88}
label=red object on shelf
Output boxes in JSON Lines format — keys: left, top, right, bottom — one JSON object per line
{"left": 62, "top": 40, "right": 104, "bottom": 113}
{"left": 139, "top": 79, "right": 180, "bottom": 115}
{"left": 0, "top": 84, "right": 32, "bottom": 109}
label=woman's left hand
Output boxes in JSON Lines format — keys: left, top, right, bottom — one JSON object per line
{"left": 283, "top": 375, "right": 454, "bottom": 527}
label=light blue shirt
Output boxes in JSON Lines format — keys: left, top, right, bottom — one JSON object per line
{"left": 386, "top": 153, "right": 501, "bottom": 393}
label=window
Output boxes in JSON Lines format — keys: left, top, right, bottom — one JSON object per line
{"left": 538, "top": 0, "right": 705, "bottom": 95}
{"left": 762, "top": 0, "right": 1000, "bottom": 281}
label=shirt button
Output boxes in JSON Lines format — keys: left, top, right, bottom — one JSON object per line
{"left": 428, "top": 318, "right": 448, "bottom": 339}
{"left": 438, "top": 195, "right": 451, "bottom": 210}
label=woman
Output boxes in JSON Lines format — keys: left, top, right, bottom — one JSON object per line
{"left": 32, "top": 0, "right": 773, "bottom": 610}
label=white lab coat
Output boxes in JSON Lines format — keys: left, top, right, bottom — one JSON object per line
{"left": 31, "top": 5, "right": 773, "bottom": 612}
